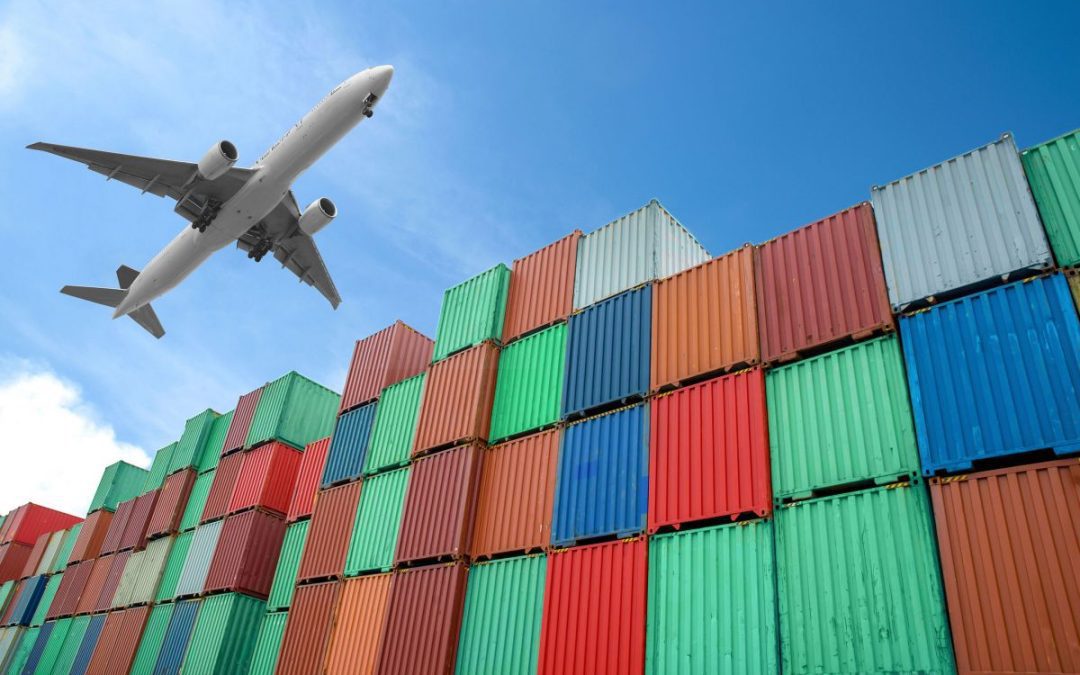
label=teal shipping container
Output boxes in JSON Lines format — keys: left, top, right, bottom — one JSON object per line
{"left": 198, "top": 410, "right": 233, "bottom": 473}
{"left": 157, "top": 530, "right": 193, "bottom": 602}
{"left": 142, "top": 443, "right": 177, "bottom": 493}
{"left": 433, "top": 263, "right": 511, "bottom": 361}
{"left": 489, "top": 322, "right": 566, "bottom": 442}
{"left": 88, "top": 461, "right": 148, "bottom": 513}
{"left": 345, "top": 466, "right": 410, "bottom": 576}
{"left": 248, "top": 610, "right": 288, "bottom": 675}
{"left": 179, "top": 470, "right": 214, "bottom": 532}
{"left": 170, "top": 409, "right": 221, "bottom": 475}
{"left": 1021, "top": 127, "right": 1080, "bottom": 267}
{"left": 267, "top": 520, "right": 308, "bottom": 611}
{"left": 364, "top": 373, "right": 425, "bottom": 475}
{"left": 185, "top": 592, "right": 265, "bottom": 674}
{"left": 130, "top": 602, "right": 175, "bottom": 674}
{"left": 244, "top": 372, "right": 340, "bottom": 451}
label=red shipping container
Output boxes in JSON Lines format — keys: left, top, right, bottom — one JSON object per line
{"left": 755, "top": 202, "right": 894, "bottom": 364}
{"left": 76, "top": 554, "right": 113, "bottom": 615}
{"left": 147, "top": 469, "right": 196, "bottom": 539}
{"left": 538, "top": 538, "right": 648, "bottom": 675}
{"left": 228, "top": 441, "right": 303, "bottom": 516}
{"left": 119, "top": 490, "right": 158, "bottom": 551}
{"left": 277, "top": 580, "right": 341, "bottom": 675}
{"left": 503, "top": 230, "right": 582, "bottom": 342}
{"left": 288, "top": 437, "right": 331, "bottom": 522}
{"left": 340, "top": 320, "right": 434, "bottom": 413}
{"left": 85, "top": 605, "right": 149, "bottom": 675}
{"left": 0, "top": 542, "right": 31, "bottom": 584}
{"left": 201, "top": 452, "right": 242, "bottom": 523}
{"left": 412, "top": 342, "right": 500, "bottom": 455}
{"left": 297, "top": 481, "right": 361, "bottom": 582}
{"left": 68, "top": 510, "right": 112, "bottom": 564}
{"left": 222, "top": 386, "right": 264, "bottom": 455}
{"left": 18, "top": 531, "right": 51, "bottom": 579}
{"left": 98, "top": 498, "right": 134, "bottom": 555}
{"left": 649, "top": 368, "right": 772, "bottom": 532}
{"left": 204, "top": 510, "right": 287, "bottom": 599}
{"left": 396, "top": 443, "right": 484, "bottom": 565}
{"left": 93, "top": 549, "right": 131, "bottom": 612}
{"left": 47, "top": 558, "right": 93, "bottom": 619}
{"left": 0, "top": 503, "right": 81, "bottom": 546}
{"left": 375, "top": 562, "right": 469, "bottom": 675}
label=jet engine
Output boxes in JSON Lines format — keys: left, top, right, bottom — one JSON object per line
{"left": 299, "top": 197, "right": 337, "bottom": 236}
{"left": 196, "top": 140, "right": 238, "bottom": 181}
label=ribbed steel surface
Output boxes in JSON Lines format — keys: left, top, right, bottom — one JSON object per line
{"left": 0, "top": 626, "right": 29, "bottom": 674}
{"left": 0, "top": 579, "right": 19, "bottom": 624}
{"left": 930, "top": 459, "right": 1080, "bottom": 674}
{"left": 142, "top": 442, "right": 175, "bottom": 494}
{"left": 414, "top": 341, "right": 500, "bottom": 454}
{"left": 297, "top": 481, "right": 361, "bottom": 582}
{"left": 179, "top": 469, "right": 213, "bottom": 532}
{"left": 872, "top": 133, "right": 1052, "bottom": 309}
{"left": 69, "top": 511, "right": 109, "bottom": 564}
{"left": 87, "top": 460, "right": 147, "bottom": 513}
{"left": 345, "top": 466, "right": 409, "bottom": 575}
{"left": 30, "top": 572, "right": 60, "bottom": 625}
{"left": 35, "top": 619, "right": 66, "bottom": 673}
{"left": 223, "top": 387, "right": 263, "bottom": 455}
{"left": 563, "top": 286, "right": 651, "bottom": 417}
{"left": 205, "top": 510, "right": 287, "bottom": 599}
{"left": 75, "top": 555, "right": 111, "bottom": 615}
{"left": 1071, "top": 268, "right": 1080, "bottom": 310}
{"left": 154, "top": 598, "right": 199, "bottom": 674}
{"left": 277, "top": 581, "right": 340, "bottom": 675}
{"left": 18, "top": 623, "right": 46, "bottom": 674}
{"left": 130, "top": 534, "right": 171, "bottom": 605}
{"left": 197, "top": 409, "right": 232, "bottom": 473}
{"left": 47, "top": 559, "right": 91, "bottom": 619}
{"left": 98, "top": 498, "right": 132, "bottom": 555}
{"left": 365, "top": 373, "right": 425, "bottom": 475}
{"left": 29, "top": 532, "right": 62, "bottom": 579}
{"left": 490, "top": 322, "right": 566, "bottom": 442}
{"left": 68, "top": 611, "right": 105, "bottom": 674}
{"left": 85, "top": 605, "right": 148, "bottom": 675}
{"left": 396, "top": 443, "right": 484, "bottom": 564}
{"left": 6, "top": 575, "right": 44, "bottom": 626}
{"left": 538, "top": 538, "right": 647, "bottom": 675}
{"left": 245, "top": 371, "right": 340, "bottom": 451}
{"left": 647, "top": 520, "right": 777, "bottom": 675}
{"left": 433, "top": 263, "right": 511, "bottom": 361}
{"left": 201, "top": 452, "right": 241, "bottom": 523}
{"left": 147, "top": 469, "right": 194, "bottom": 539}
{"left": 268, "top": 519, "right": 308, "bottom": 611}
{"left": 776, "top": 483, "right": 954, "bottom": 674}
{"left": 324, "top": 574, "right": 390, "bottom": 675}
{"left": 170, "top": 409, "right": 219, "bottom": 474}
{"left": 185, "top": 592, "right": 265, "bottom": 674}
{"left": 94, "top": 550, "right": 131, "bottom": 612}
{"left": 504, "top": 230, "right": 581, "bottom": 342}
{"left": 248, "top": 610, "right": 288, "bottom": 675}
{"left": 0, "top": 580, "right": 12, "bottom": 616}
{"left": 112, "top": 548, "right": 142, "bottom": 608}
{"left": 457, "top": 555, "right": 546, "bottom": 675}
{"left": 1022, "top": 128, "right": 1080, "bottom": 267}
{"left": 52, "top": 613, "right": 90, "bottom": 675}
{"left": 553, "top": 405, "right": 648, "bottom": 546}
{"left": 49, "top": 524, "right": 80, "bottom": 573}
{"left": 130, "top": 601, "right": 174, "bottom": 674}
{"left": 288, "top": 437, "right": 330, "bottom": 522}
{"left": 322, "top": 403, "right": 378, "bottom": 486}
{"left": 900, "top": 274, "right": 1080, "bottom": 474}
{"left": 156, "top": 530, "right": 192, "bottom": 603}
{"left": 574, "top": 199, "right": 709, "bottom": 309}
{"left": 0, "top": 544, "right": 29, "bottom": 586}
{"left": 118, "top": 489, "right": 157, "bottom": 551}
{"left": 340, "top": 320, "right": 433, "bottom": 413}
{"left": 18, "top": 534, "right": 48, "bottom": 581}
{"left": 376, "top": 562, "right": 469, "bottom": 675}
{"left": 767, "top": 334, "right": 920, "bottom": 499}
{"left": 174, "top": 520, "right": 222, "bottom": 598}
{"left": 230, "top": 441, "right": 302, "bottom": 515}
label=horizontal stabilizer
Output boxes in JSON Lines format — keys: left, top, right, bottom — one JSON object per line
{"left": 60, "top": 285, "right": 126, "bottom": 308}
{"left": 128, "top": 303, "right": 165, "bottom": 339}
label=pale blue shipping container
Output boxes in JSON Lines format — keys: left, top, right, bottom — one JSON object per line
{"left": 154, "top": 599, "right": 200, "bottom": 674}
{"left": 69, "top": 612, "right": 106, "bottom": 675}
{"left": 321, "top": 402, "right": 378, "bottom": 487}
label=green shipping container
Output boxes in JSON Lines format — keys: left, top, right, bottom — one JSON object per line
{"left": 170, "top": 409, "right": 220, "bottom": 475}
{"left": 48, "top": 524, "right": 81, "bottom": 574}
{"left": 456, "top": 555, "right": 546, "bottom": 675}
{"left": 244, "top": 372, "right": 340, "bottom": 450}
{"left": 130, "top": 602, "right": 175, "bottom": 675}
{"left": 198, "top": 410, "right": 233, "bottom": 473}
{"left": 29, "top": 573, "right": 62, "bottom": 627}
{"left": 156, "top": 530, "right": 194, "bottom": 602}
{"left": 3, "top": 626, "right": 36, "bottom": 675}
{"left": 88, "top": 461, "right": 148, "bottom": 513}
{"left": 776, "top": 483, "right": 955, "bottom": 674}
{"left": 433, "top": 263, "right": 511, "bottom": 361}
{"left": 267, "top": 521, "right": 309, "bottom": 611}
{"left": 766, "top": 335, "right": 920, "bottom": 501}
{"left": 344, "top": 467, "right": 410, "bottom": 575}
{"left": 0, "top": 582, "right": 12, "bottom": 617}
{"left": 488, "top": 322, "right": 566, "bottom": 442}
{"left": 185, "top": 593, "right": 265, "bottom": 675}
{"left": 247, "top": 611, "right": 288, "bottom": 675}
{"left": 143, "top": 442, "right": 177, "bottom": 493}
{"left": 36, "top": 618, "right": 73, "bottom": 674}
{"left": 50, "top": 614, "right": 90, "bottom": 675}
{"left": 1022, "top": 128, "right": 1080, "bottom": 267}
{"left": 364, "top": 374, "right": 425, "bottom": 475}
{"left": 179, "top": 470, "right": 215, "bottom": 532}
{"left": 647, "top": 520, "right": 777, "bottom": 675}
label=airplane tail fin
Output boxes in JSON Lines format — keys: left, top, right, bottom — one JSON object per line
{"left": 59, "top": 265, "right": 166, "bottom": 339}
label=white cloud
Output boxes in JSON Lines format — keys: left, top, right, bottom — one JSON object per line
{"left": 0, "top": 359, "right": 149, "bottom": 516}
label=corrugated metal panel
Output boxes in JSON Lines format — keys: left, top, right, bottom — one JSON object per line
{"left": 489, "top": 323, "right": 566, "bottom": 442}
{"left": 69, "top": 511, "right": 109, "bottom": 564}
{"left": 277, "top": 581, "right": 340, "bottom": 675}
{"left": 653, "top": 246, "right": 760, "bottom": 389}
{"left": 1022, "top": 128, "right": 1080, "bottom": 267}
{"left": 872, "top": 133, "right": 1052, "bottom": 310}
{"left": 288, "top": 437, "right": 330, "bottom": 522}
{"left": 141, "top": 442, "right": 175, "bottom": 494}
{"left": 6, "top": 575, "right": 44, "bottom": 626}
{"left": 18, "top": 533, "right": 48, "bottom": 581}
{"left": 538, "top": 538, "right": 647, "bottom": 675}
{"left": 174, "top": 520, "right": 222, "bottom": 598}
{"left": 51, "top": 613, "right": 90, "bottom": 675}
{"left": 147, "top": 469, "right": 195, "bottom": 539}
{"left": 433, "top": 263, "right": 511, "bottom": 361}
{"left": 75, "top": 556, "right": 111, "bottom": 615}
{"left": 179, "top": 470, "right": 214, "bottom": 532}
{"left": 472, "top": 429, "right": 559, "bottom": 559}
{"left": 36, "top": 619, "right": 69, "bottom": 674}
{"left": 68, "top": 611, "right": 105, "bottom": 674}
{"left": 198, "top": 409, "right": 233, "bottom": 473}
{"left": 900, "top": 274, "right": 1080, "bottom": 474}
{"left": 376, "top": 562, "right": 469, "bottom": 675}
{"left": 17, "top": 624, "right": 47, "bottom": 674}
{"left": 574, "top": 199, "right": 710, "bottom": 309}
{"left": 154, "top": 598, "right": 199, "bottom": 674}
{"left": 112, "top": 549, "right": 142, "bottom": 608}
{"left": 47, "top": 559, "right": 91, "bottom": 620}
{"left": 930, "top": 459, "right": 1080, "bottom": 674}
{"left": 244, "top": 372, "right": 340, "bottom": 451}
{"left": 185, "top": 592, "right": 265, "bottom": 674}
{"left": 324, "top": 574, "right": 390, "bottom": 675}
{"left": 87, "top": 461, "right": 147, "bottom": 513}
{"left": 230, "top": 442, "right": 302, "bottom": 515}
{"left": 364, "top": 373, "right": 425, "bottom": 475}
{"left": 0, "top": 579, "right": 12, "bottom": 616}
{"left": 204, "top": 510, "right": 287, "bottom": 599}
{"left": 553, "top": 405, "right": 648, "bottom": 546}
{"left": 504, "top": 231, "right": 581, "bottom": 342}
{"left": 118, "top": 489, "right": 157, "bottom": 551}
{"left": 647, "top": 521, "right": 777, "bottom": 675}
{"left": 0, "top": 544, "right": 29, "bottom": 585}
{"left": 395, "top": 443, "right": 484, "bottom": 565}
{"left": 776, "top": 483, "right": 954, "bottom": 674}
{"left": 563, "top": 286, "right": 651, "bottom": 417}
{"left": 457, "top": 555, "right": 546, "bottom": 675}
{"left": 32, "top": 530, "right": 64, "bottom": 577}
{"left": 30, "top": 572, "right": 61, "bottom": 626}
{"left": 413, "top": 341, "right": 500, "bottom": 454}
{"left": 248, "top": 610, "right": 288, "bottom": 675}
{"left": 322, "top": 403, "right": 378, "bottom": 487}
{"left": 0, "top": 579, "right": 19, "bottom": 624}
{"left": 85, "top": 605, "right": 148, "bottom": 675}
{"left": 268, "top": 520, "right": 308, "bottom": 611}
{"left": 339, "top": 320, "right": 433, "bottom": 413}
{"left": 93, "top": 550, "right": 130, "bottom": 612}
{"left": 223, "top": 387, "right": 263, "bottom": 456}
{"left": 767, "top": 335, "right": 920, "bottom": 499}
{"left": 201, "top": 452, "right": 241, "bottom": 523}
{"left": 297, "top": 481, "right": 361, "bottom": 582}
{"left": 98, "top": 499, "right": 132, "bottom": 555}
{"left": 130, "top": 535, "right": 171, "bottom": 605}
{"left": 345, "top": 466, "right": 409, "bottom": 575}
{"left": 130, "top": 602, "right": 174, "bottom": 674}
{"left": 0, "top": 626, "right": 29, "bottom": 674}
{"left": 156, "top": 530, "right": 193, "bottom": 602}
{"left": 1071, "top": 268, "right": 1080, "bottom": 314}
{"left": 49, "top": 524, "right": 80, "bottom": 573}
{"left": 1, "top": 505, "right": 80, "bottom": 548}
{"left": 170, "top": 409, "right": 219, "bottom": 474}
{"left": 755, "top": 202, "right": 894, "bottom": 363}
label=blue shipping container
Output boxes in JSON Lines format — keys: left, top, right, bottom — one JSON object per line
{"left": 552, "top": 404, "right": 649, "bottom": 546}
{"left": 562, "top": 285, "right": 651, "bottom": 418}
{"left": 7, "top": 576, "right": 45, "bottom": 626}
{"left": 69, "top": 612, "right": 106, "bottom": 674}
{"left": 900, "top": 273, "right": 1080, "bottom": 475}
{"left": 154, "top": 599, "right": 200, "bottom": 674}
{"left": 21, "top": 620, "right": 54, "bottom": 674}
{"left": 322, "top": 402, "right": 378, "bottom": 487}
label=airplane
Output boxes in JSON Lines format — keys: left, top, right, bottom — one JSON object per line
{"left": 28, "top": 64, "right": 395, "bottom": 338}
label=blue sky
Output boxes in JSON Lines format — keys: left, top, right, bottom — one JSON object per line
{"left": 1, "top": 1, "right": 1078, "bottom": 513}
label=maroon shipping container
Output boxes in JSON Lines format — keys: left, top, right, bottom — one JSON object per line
{"left": 375, "top": 562, "right": 469, "bottom": 675}
{"left": 755, "top": 202, "right": 894, "bottom": 363}
{"left": 288, "top": 437, "right": 331, "bottom": 522}
{"left": 93, "top": 549, "right": 131, "bottom": 612}
{"left": 297, "top": 481, "right": 362, "bottom": 582}
{"left": 0, "top": 542, "right": 31, "bottom": 584}
{"left": 68, "top": 509, "right": 112, "bottom": 564}
{"left": 395, "top": 443, "right": 484, "bottom": 565}
{"left": 0, "top": 503, "right": 81, "bottom": 546}
{"left": 147, "top": 469, "right": 196, "bottom": 539}
{"left": 118, "top": 490, "right": 158, "bottom": 551}
{"left": 413, "top": 342, "right": 500, "bottom": 455}
{"left": 277, "top": 580, "right": 342, "bottom": 675}
{"left": 98, "top": 499, "right": 134, "bottom": 555}
{"left": 18, "top": 532, "right": 51, "bottom": 579}
{"left": 228, "top": 441, "right": 303, "bottom": 516}
{"left": 48, "top": 558, "right": 93, "bottom": 619}
{"left": 222, "top": 386, "right": 264, "bottom": 455}
{"left": 75, "top": 554, "right": 113, "bottom": 615}
{"left": 201, "top": 452, "right": 242, "bottom": 523}
{"left": 340, "top": 320, "right": 434, "bottom": 413}
{"left": 85, "top": 605, "right": 149, "bottom": 675}
{"left": 204, "top": 510, "right": 287, "bottom": 599}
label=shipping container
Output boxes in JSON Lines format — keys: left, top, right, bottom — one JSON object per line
{"left": 31, "top": 530, "right": 64, "bottom": 577}
{"left": 0, "top": 626, "right": 28, "bottom": 673}
{"left": 339, "top": 320, "right": 433, "bottom": 413}
{"left": 31, "top": 620, "right": 65, "bottom": 674}
{"left": 230, "top": 441, "right": 303, "bottom": 516}
{"left": 174, "top": 520, "right": 222, "bottom": 598}
{"left": 204, "top": 510, "right": 287, "bottom": 599}
{"left": 504, "top": 230, "right": 581, "bottom": 342}
{"left": 396, "top": 443, "right": 484, "bottom": 565}
{"left": 364, "top": 373, "right": 425, "bottom": 475}
{"left": 324, "top": 574, "right": 390, "bottom": 675}
{"left": 30, "top": 572, "right": 61, "bottom": 625}
{"left": 0, "top": 504, "right": 80, "bottom": 548}
{"left": 433, "top": 263, "right": 511, "bottom": 361}
{"left": 872, "top": 133, "right": 1052, "bottom": 310}
{"left": 930, "top": 459, "right": 1080, "bottom": 674}
{"left": 154, "top": 598, "right": 200, "bottom": 674}
{"left": 185, "top": 592, "right": 265, "bottom": 674}
{"left": 17, "top": 533, "right": 48, "bottom": 581}
{"left": 156, "top": 530, "right": 193, "bottom": 602}
{"left": 75, "top": 556, "right": 112, "bottom": 615}
{"left": 86, "top": 461, "right": 147, "bottom": 513}
{"left": 297, "top": 481, "right": 361, "bottom": 582}
{"left": 563, "top": 286, "right": 651, "bottom": 418}
{"left": 51, "top": 613, "right": 90, "bottom": 675}
{"left": 118, "top": 489, "right": 157, "bottom": 551}
{"left": 92, "top": 550, "right": 130, "bottom": 612}
{"left": 129, "top": 535, "right": 171, "bottom": 605}
{"left": 85, "top": 605, "right": 148, "bottom": 675}
{"left": 179, "top": 470, "right": 214, "bottom": 532}
{"left": 1021, "top": 127, "right": 1080, "bottom": 267}
{"left": 267, "top": 520, "right": 308, "bottom": 611}
{"left": 413, "top": 341, "right": 500, "bottom": 455}
{"left": 0, "top": 580, "right": 19, "bottom": 624}
{"left": 776, "top": 483, "right": 954, "bottom": 674}
{"left": 652, "top": 246, "right": 759, "bottom": 390}
{"left": 900, "top": 274, "right": 1080, "bottom": 474}
{"left": 68, "top": 611, "right": 105, "bottom": 674}
{"left": 0, "top": 544, "right": 29, "bottom": 585}
{"left": 223, "top": 386, "right": 264, "bottom": 456}
{"left": 170, "top": 409, "right": 220, "bottom": 474}
{"left": 489, "top": 322, "right": 566, "bottom": 442}
{"left": 248, "top": 610, "right": 288, "bottom": 675}
{"left": 244, "top": 371, "right": 340, "bottom": 450}
{"left": 538, "top": 538, "right": 647, "bottom": 675}
{"left": 376, "top": 562, "right": 469, "bottom": 675}
{"left": 11, "top": 624, "right": 42, "bottom": 674}
{"left": 322, "top": 403, "right": 378, "bottom": 487}
{"left": 198, "top": 409, "right": 233, "bottom": 473}
{"left": 0, "top": 580, "right": 12, "bottom": 617}
{"left": 472, "top": 429, "right": 559, "bottom": 559}
{"left": 277, "top": 581, "right": 340, "bottom": 675}
{"left": 98, "top": 498, "right": 132, "bottom": 556}
{"left": 647, "top": 520, "right": 777, "bottom": 675}
{"left": 201, "top": 452, "right": 242, "bottom": 523}
{"left": 147, "top": 469, "right": 195, "bottom": 539}
{"left": 69, "top": 510, "right": 110, "bottom": 564}
{"left": 553, "top": 405, "right": 648, "bottom": 546}
{"left": 345, "top": 466, "right": 409, "bottom": 575}
{"left": 457, "top": 554, "right": 546, "bottom": 675}
{"left": 767, "top": 334, "right": 920, "bottom": 500}
{"left": 1071, "top": 268, "right": 1080, "bottom": 314}
{"left": 131, "top": 603, "right": 174, "bottom": 674}
{"left": 142, "top": 442, "right": 176, "bottom": 494}
{"left": 48, "top": 524, "right": 81, "bottom": 574}
{"left": 6, "top": 575, "right": 44, "bottom": 626}
{"left": 47, "top": 559, "right": 92, "bottom": 620}
{"left": 112, "top": 549, "right": 142, "bottom": 609}
{"left": 574, "top": 199, "right": 709, "bottom": 310}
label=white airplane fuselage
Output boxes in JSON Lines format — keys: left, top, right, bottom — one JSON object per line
{"left": 113, "top": 65, "right": 394, "bottom": 318}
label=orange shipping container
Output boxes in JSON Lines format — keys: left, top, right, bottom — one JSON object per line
{"left": 287, "top": 437, "right": 331, "bottom": 522}
{"left": 277, "top": 580, "right": 341, "bottom": 675}
{"left": 396, "top": 443, "right": 484, "bottom": 565}
{"left": 68, "top": 509, "right": 112, "bottom": 564}
{"left": 85, "top": 605, "right": 149, "bottom": 675}
{"left": 76, "top": 554, "right": 113, "bottom": 615}
{"left": 375, "top": 562, "right": 469, "bottom": 675}
{"left": 340, "top": 321, "right": 434, "bottom": 413}
{"left": 413, "top": 342, "right": 500, "bottom": 455}
{"left": 324, "top": 573, "right": 391, "bottom": 675}
{"left": 503, "top": 231, "right": 582, "bottom": 342}
{"left": 98, "top": 498, "right": 133, "bottom": 555}
{"left": 297, "top": 481, "right": 361, "bottom": 582}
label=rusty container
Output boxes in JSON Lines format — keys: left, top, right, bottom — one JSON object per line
{"left": 375, "top": 562, "right": 469, "bottom": 675}
{"left": 204, "top": 510, "right": 288, "bottom": 599}
{"left": 324, "top": 573, "right": 391, "bottom": 675}
{"left": 68, "top": 510, "right": 111, "bottom": 564}
{"left": 222, "top": 386, "right": 264, "bottom": 455}
{"left": 229, "top": 441, "right": 303, "bottom": 517}
{"left": 146, "top": 469, "right": 195, "bottom": 540}
{"left": 97, "top": 499, "right": 133, "bottom": 556}
{"left": 84, "top": 605, "right": 148, "bottom": 675}
{"left": 277, "top": 580, "right": 341, "bottom": 675}
{"left": 340, "top": 320, "right": 434, "bottom": 413}
{"left": 92, "top": 550, "right": 130, "bottom": 612}
{"left": 74, "top": 555, "right": 112, "bottom": 615}
{"left": 46, "top": 559, "right": 92, "bottom": 619}
{"left": 288, "top": 437, "right": 330, "bottom": 522}
{"left": 412, "top": 342, "right": 500, "bottom": 455}
{"left": 118, "top": 490, "right": 157, "bottom": 551}
{"left": 297, "top": 481, "right": 361, "bottom": 583}
{"left": 201, "top": 452, "right": 242, "bottom": 523}
{"left": 503, "top": 230, "right": 582, "bottom": 342}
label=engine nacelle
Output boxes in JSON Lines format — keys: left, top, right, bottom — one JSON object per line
{"left": 196, "top": 140, "right": 238, "bottom": 181}
{"left": 299, "top": 197, "right": 337, "bottom": 236}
